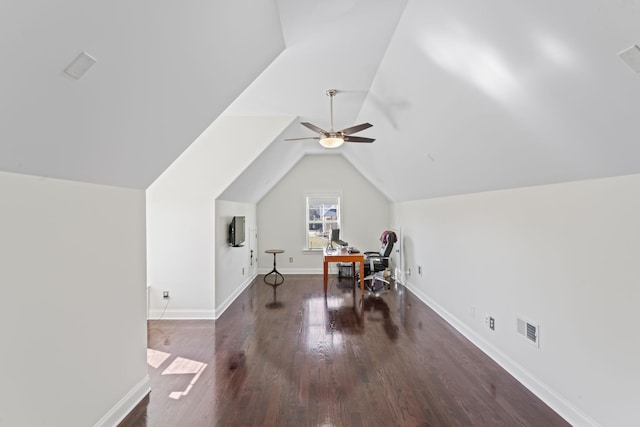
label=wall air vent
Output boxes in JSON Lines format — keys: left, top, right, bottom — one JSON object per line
{"left": 517, "top": 317, "right": 539, "bottom": 347}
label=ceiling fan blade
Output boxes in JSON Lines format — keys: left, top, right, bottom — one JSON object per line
{"left": 300, "top": 122, "right": 328, "bottom": 135}
{"left": 338, "top": 122, "right": 373, "bottom": 135}
{"left": 344, "top": 135, "right": 375, "bottom": 143}
{"left": 289, "top": 92, "right": 375, "bottom": 147}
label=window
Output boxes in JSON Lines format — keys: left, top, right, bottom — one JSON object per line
{"left": 305, "top": 194, "right": 341, "bottom": 250}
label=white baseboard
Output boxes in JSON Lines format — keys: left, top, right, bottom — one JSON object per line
{"left": 148, "top": 309, "right": 215, "bottom": 320}
{"left": 214, "top": 274, "right": 257, "bottom": 319}
{"left": 94, "top": 375, "right": 150, "bottom": 427}
{"left": 147, "top": 275, "right": 259, "bottom": 320}
{"left": 403, "top": 281, "right": 600, "bottom": 427}
{"left": 257, "top": 267, "right": 337, "bottom": 275}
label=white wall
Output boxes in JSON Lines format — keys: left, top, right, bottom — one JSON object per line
{"left": 0, "top": 171, "right": 148, "bottom": 427}
{"left": 147, "top": 115, "right": 294, "bottom": 319}
{"left": 392, "top": 174, "right": 640, "bottom": 427}
{"left": 258, "top": 155, "right": 390, "bottom": 273}
{"left": 215, "top": 200, "right": 257, "bottom": 317}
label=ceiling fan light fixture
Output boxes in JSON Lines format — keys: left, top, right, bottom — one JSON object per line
{"left": 319, "top": 136, "right": 344, "bottom": 148}
{"left": 285, "top": 89, "right": 375, "bottom": 146}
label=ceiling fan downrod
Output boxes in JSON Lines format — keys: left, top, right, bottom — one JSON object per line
{"left": 326, "top": 89, "right": 337, "bottom": 133}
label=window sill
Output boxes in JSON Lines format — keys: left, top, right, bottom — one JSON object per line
{"left": 302, "top": 248, "right": 324, "bottom": 254}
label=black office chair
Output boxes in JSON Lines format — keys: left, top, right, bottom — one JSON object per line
{"left": 362, "top": 230, "right": 397, "bottom": 295}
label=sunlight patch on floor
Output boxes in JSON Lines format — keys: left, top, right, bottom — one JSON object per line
{"left": 147, "top": 348, "right": 208, "bottom": 400}
{"left": 162, "top": 356, "right": 208, "bottom": 400}
{"left": 147, "top": 348, "right": 171, "bottom": 368}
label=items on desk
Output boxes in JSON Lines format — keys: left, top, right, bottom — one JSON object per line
{"left": 329, "top": 228, "right": 348, "bottom": 248}
{"left": 325, "top": 246, "right": 359, "bottom": 253}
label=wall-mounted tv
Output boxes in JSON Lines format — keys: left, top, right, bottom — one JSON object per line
{"left": 228, "top": 216, "right": 245, "bottom": 247}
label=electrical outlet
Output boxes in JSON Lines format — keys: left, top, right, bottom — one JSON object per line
{"left": 418, "top": 265, "right": 422, "bottom": 275}
{"left": 163, "top": 291, "right": 169, "bottom": 299}
{"left": 242, "top": 267, "right": 245, "bottom": 275}
{"left": 489, "top": 316, "right": 495, "bottom": 330}
{"left": 289, "top": 257, "right": 293, "bottom": 263}
{"left": 407, "top": 268, "right": 412, "bottom": 276}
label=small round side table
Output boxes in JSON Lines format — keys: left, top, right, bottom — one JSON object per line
{"left": 264, "top": 249, "right": 285, "bottom": 287}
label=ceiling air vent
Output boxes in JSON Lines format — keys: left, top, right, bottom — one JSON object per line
{"left": 517, "top": 317, "right": 539, "bottom": 347}
{"left": 618, "top": 45, "right": 640, "bottom": 73}
{"left": 64, "top": 51, "right": 96, "bottom": 80}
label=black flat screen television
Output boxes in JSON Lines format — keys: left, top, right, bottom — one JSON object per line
{"left": 228, "top": 216, "right": 246, "bottom": 247}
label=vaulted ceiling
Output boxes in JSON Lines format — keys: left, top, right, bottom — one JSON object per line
{"left": 3, "top": 0, "right": 640, "bottom": 202}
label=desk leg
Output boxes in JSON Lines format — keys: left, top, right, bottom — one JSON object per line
{"left": 359, "top": 261, "right": 365, "bottom": 294}
{"left": 323, "top": 260, "right": 328, "bottom": 294}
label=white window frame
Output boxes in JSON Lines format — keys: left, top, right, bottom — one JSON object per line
{"left": 304, "top": 193, "right": 341, "bottom": 251}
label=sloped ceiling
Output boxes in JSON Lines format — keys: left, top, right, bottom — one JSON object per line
{"left": 219, "top": 0, "right": 408, "bottom": 202}
{"left": 345, "top": 1, "right": 640, "bottom": 201}
{"left": 0, "top": 0, "right": 285, "bottom": 188}
{"left": 224, "top": 0, "right": 640, "bottom": 203}
{"left": 3, "top": 0, "right": 640, "bottom": 202}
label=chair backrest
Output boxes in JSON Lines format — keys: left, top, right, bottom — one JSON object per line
{"left": 379, "top": 231, "right": 396, "bottom": 258}
{"left": 366, "top": 231, "right": 397, "bottom": 272}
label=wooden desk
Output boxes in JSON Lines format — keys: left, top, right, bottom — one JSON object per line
{"left": 323, "top": 248, "right": 365, "bottom": 295}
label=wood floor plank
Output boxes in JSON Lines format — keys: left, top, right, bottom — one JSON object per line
{"left": 119, "top": 275, "right": 570, "bottom": 427}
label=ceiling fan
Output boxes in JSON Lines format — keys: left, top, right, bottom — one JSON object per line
{"left": 286, "top": 89, "right": 375, "bottom": 148}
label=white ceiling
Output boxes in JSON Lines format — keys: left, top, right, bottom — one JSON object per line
{"left": 3, "top": 0, "right": 640, "bottom": 202}
{"left": 0, "top": 0, "right": 285, "bottom": 188}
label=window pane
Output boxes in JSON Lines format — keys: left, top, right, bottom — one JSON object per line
{"left": 308, "top": 232, "right": 326, "bottom": 249}
{"left": 305, "top": 195, "right": 341, "bottom": 250}
{"left": 308, "top": 206, "right": 320, "bottom": 221}
{"left": 308, "top": 204, "right": 337, "bottom": 221}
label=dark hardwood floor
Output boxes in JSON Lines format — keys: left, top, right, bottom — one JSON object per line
{"left": 119, "top": 275, "right": 570, "bottom": 427}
